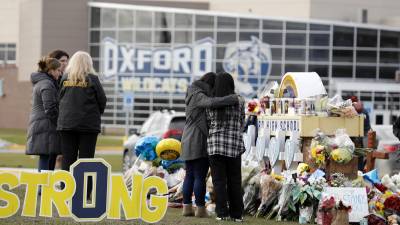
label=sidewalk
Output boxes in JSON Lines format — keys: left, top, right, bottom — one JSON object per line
{"left": 0, "top": 148, "right": 122, "bottom": 155}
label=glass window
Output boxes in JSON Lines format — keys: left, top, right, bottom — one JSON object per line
{"left": 332, "top": 65, "right": 353, "bottom": 77}
{"left": 217, "top": 17, "right": 236, "bottom": 29}
{"left": 380, "top": 31, "right": 400, "bottom": 48}
{"left": 217, "top": 32, "right": 236, "bottom": 44}
{"left": 0, "top": 50, "right": 5, "bottom": 60}
{"left": 217, "top": 46, "right": 226, "bottom": 59}
{"left": 136, "top": 11, "right": 152, "bottom": 28}
{"left": 174, "top": 31, "right": 192, "bottom": 43}
{"left": 90, "top": 7, "right": 101, "bottom": 28}
{"left": 380, "top": 67, "right": 398, "bottom": 79}
{"left": 333, "top": 26, "right": 354, "bottom": 46}
{"left": 286, "top": 22, "right": 306, "bottom": 30}
{"left": 310, "top": 23, "right": 330, "bottom": 31}
{"left": 286, "top": 33, "right": 306, "bottom": 45}
{"left": 0, "top": 44, "right": 5, "bottom": 48}
{"left": 271, "top": 48, "right": 282, "bottom": 61}
{"left": 308, "top": 64, "right": 329, "bottom": 77}
{"left": 262, "top": 33, "right": 282, "bottom": 45}
{"left": 90, "top": 31, "right": 100, "bottom": 43}
{"left": 357, "top": 28, "right": 377, "bottom": 47}
{"left": 356, "top": 66, "right": 376, "bottom": 78}
{"left": 333, "top": 50, "right": 353, "bottom": 62}
{"left": 101, "top": 8, "right": 116, "bottom": 28}
{"left": 240, "top": 18, "right": 259, "bottom": 29}
{"left": 195, "top": 15, "right": 214, "bottom": 29}
{"left": 136, "top": 31, "right": 152, "bottom": 43}
{"left": 155, "top": 12, "right": 172, "bottom": 28}
{"left": 285, "top": 64, "right": 305, "bottom": 73}
{"left": 239, "top": 32, "right": 259, "bottom": 41}
{"left": 356, "top": 50, "right": 376, "bottom": 63}
{"left": 101, "top": 30, "right": 116, "bottom": 40}
{"left": 380, "top": 51, "right": 400, "bottom": 64}
{"left": 118, "top": 10, "right": 134, "bottom": 28}
{"left": 195, "top": 31, "right": 213, "bottom": 41}
{"left": 285, "top": 49, "right": 305, "bottom": 61}
{"left": 216, "top": 62, "right": 225, "bottom": 73}
{"left": 271, "top": 63, "right": 281, "bottom": 75}
{"left": 7, "top": 43, "right": 16, "bottom": 48}
{"left": 309, "top": 34, "right": 329, "bottom": 46}
{"left": 7, "top": 51, "right": 15, "bottom": 61}
{"left": 175, "top": 14, "right": 192, "bottom": 28}
{"left": 263, "top": 20, "right": 283, "bottom": 30}
{"left": 155, "top": 30, "right": 171, "bottom": 43}
{"left": 90, "top": 46, "right": 99, "bottom": 58}
{"left": 119, "top": 31, "right": 133, "bottom": 43}
{"left": 309, "top": 49, "right": 329, "bottom": 62}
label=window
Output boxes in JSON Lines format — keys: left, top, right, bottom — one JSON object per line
{"left": 309, "top": 34, "right": 329, "bottom": 46}
{"left": 285, "top": 48, "right": 305, "bottom": 61}
{"left": 286, "top": 22, "right": 306, "bottom": 30}
{"left": 217, "top": 32, "right": 236, "bottom": 44}
{"left": 118, "top": 10, "right": 134, "bottom": 28}
{"left": 356, "top": 50, "right": 377, "bottom": 63}
{"left": 333, "top": 26, "right": 354, "bottom": 46}
{"left": 0, "top": 43, "right": 16, "bottom": 64}
{"left": 332, "top": 65, "right": 353, "bottom": 77}
{"left": 155, "top": 12, "right": 172, "bottom": 28}
{"left": 217, "top": 17, "right": 236, "bottom": 29}
{"left": 101, "top": 8, "right": 116, "bottom": 28}
{"left": 333, "top": 50, "right": 353, "bottom": 63}
{"left": 380, "top": 67, "right": 398, "bottom": 79}
{"left": 286, "top": 33, "right": 306, "bottom": 45}
{"left": 380, "top": 31, "right": 400, "bottom": 48}
{"left": 380, "top": 51, "right": 400, "bottom": 64}
{"left": 195, "top": 15, "right": 214, "bottom": 29}
{"left": 136, "top": 11, "right": 152, "bottom": 28}
{"left": 90, "top": 7, "right": 101, "bottom": 28}
{"left": 263, "top": 20, "right": 283, "bottom": 30}
{"left": 356, "top": 66, "right": 376, "bottom": 78}
{"left": 309, "top": 49, "right": 329, "bottom": 62}
{"left": 357, "top": 28, "right": 377, "bottom": 47}
{"left": 262, "top": 33, "right": 282, "bottom": 45}
{"left": 375, "top": 115, "right": 383, "bottom": 125}
{"left": 310, "top": 23, "right": 330, "bottom": 31}
{"left": 175, "top": 14, "right": 193, "bottom": 28}
{"left": 308, "top": 64, "right": 329, "bottom": 77}
{"left": 285, "top": 64, "right": 305, "bottom": 73}
{"left": 240, "top": 18, "right": 259, "bottom": 29}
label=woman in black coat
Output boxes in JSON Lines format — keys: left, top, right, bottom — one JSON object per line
{"left": 26, "top": 57, "right": 62, "bottom": 172}
{"left": 57, "top": 51, "right": 107, "bottom": 199}
{"left": 181, "top": 72, "right": 238, "bottom": 217}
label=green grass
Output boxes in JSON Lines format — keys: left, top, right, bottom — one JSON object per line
{"left": 0, "top": 153, "right": 123, "bottom": 172}
{"left": 0, "top": 187, "right": 298, "bottom": 225}
{"left": 0, "top": 128, "right": 123, "bottom": 147}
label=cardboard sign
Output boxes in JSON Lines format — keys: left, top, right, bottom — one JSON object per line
{"left": 323, "top": 187, "right": 369, "bottom": 222}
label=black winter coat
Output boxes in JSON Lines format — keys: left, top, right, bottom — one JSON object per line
{"left": 181, "top": 81, "right": 238, "bottom": 161}
{"left": 57, "top": 74, "right": 107, "bottom": 133}
{"left": 26, "top": 72, "right": 61, "bottom": 155}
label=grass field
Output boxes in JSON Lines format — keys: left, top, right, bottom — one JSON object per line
{"left": 0, "top": 128, "right": 123, "bottom": 147}
{"left": 0, "top": 153, "right": 123, "bottom": 172}
{"left": 0, "top": 187, "right": 298, "bottom": 225}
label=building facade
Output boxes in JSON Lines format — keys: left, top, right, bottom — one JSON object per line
{"left": 0, "top": 0, "right": 400, "bottom": 130}
{"left": 90, "top": 2, "right": 400, "bottom": 129}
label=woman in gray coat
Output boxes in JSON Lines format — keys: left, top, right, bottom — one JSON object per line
{"left": 26, "top": 57, "right": 62, "bottom": 172}
{"left": 181, "top": 72, "right": 238, "bottom": 217}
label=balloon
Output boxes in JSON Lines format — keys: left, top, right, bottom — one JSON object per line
{"left": 156, "top": 138, "right": 182, "bottom": 160}
{"left": 134, "top": 136, "right": 160, "bottom": 161}
{"left": 161, "top": 159, "right": 184, "bottom": 172}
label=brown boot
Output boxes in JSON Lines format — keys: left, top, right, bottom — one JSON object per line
{"left": 182, "top": 204, "right": 194, "bottom": 217}
{"left": 195, "top": 206, "right": 209, "bottom": 218}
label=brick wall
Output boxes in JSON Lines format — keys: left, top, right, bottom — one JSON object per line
{"left": 0, "top": 65, "right": 31, "bottom": 129}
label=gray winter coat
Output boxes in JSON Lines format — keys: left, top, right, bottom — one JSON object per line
{"left": 26, "top": 72, "right": 61, "bottom": 155}
{"left": 181, "top": 81, "right": 238, "bottom": 161}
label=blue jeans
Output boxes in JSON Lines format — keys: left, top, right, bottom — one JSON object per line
{"left": 38, "top": 154, "right": 57, "bottom": 172}
{"left": 182, "top": 157, "right": 209, "bottom": 206}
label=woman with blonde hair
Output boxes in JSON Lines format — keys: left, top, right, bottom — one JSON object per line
{"left": 57, "top": 51, "right": 107, "bottom": 198}
{"left": 26, "top": 57, "right": 62, "bottom": 173}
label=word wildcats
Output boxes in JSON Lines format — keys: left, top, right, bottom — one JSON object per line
{"left": 0, "top": 159, "right": 168, "bottom": 223}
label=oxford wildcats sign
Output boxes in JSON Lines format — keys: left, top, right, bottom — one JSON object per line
{"left": 102, "top": 36, "right": 271, "bottom": 97}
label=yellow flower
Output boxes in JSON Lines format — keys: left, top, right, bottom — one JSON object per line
{"left": 311, "top": 147, "right": 317, "bottom": 158}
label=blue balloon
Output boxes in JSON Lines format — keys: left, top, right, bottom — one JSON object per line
{"left": 363, "top": 169, "right": 380, "bottom": 184}
{"left": 134, "top": 136, "right": 160, "bottom": 161}
{"left": 161, "top": 159, "right": 184, "bottom": 170}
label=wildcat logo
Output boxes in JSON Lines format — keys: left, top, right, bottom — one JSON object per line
{"left": 223, "top": 36, "right": 272, "bottom": 98}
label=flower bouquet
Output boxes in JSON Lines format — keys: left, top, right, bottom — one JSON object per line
{"left": 289, "top": 183, "right": 322, "bottom": 224}
{"left": 256, "top": 173, "right": 282, "bottom": 217}
{"left": 331, "top": 200, "right": 352, "bottom": 225}
{"left": 384, "top": 193, "right": 400, "bottom": 214}
{"left": 329, "top": 129, "right": 354, "bottom": 164}
{"left": 317, "top": 195, "right": 336, "bottom": 225}
{"left": 310, "top": 131, "right": 332, "bottom": 167}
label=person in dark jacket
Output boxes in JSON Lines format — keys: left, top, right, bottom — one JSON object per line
{"left": 48, "top": 49, "right": 69, "bottom": 170}
{"left": 26, "top": 57, "right": 62, "bottom": 172}
{"left": 181, "top": 72, "right": 238, "bottom": 217}
{"left": 206, "top": 72, "right": 245, "bottom": 222}
{"left": 57, "top": 51, "right": 107, "bottom": 199}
